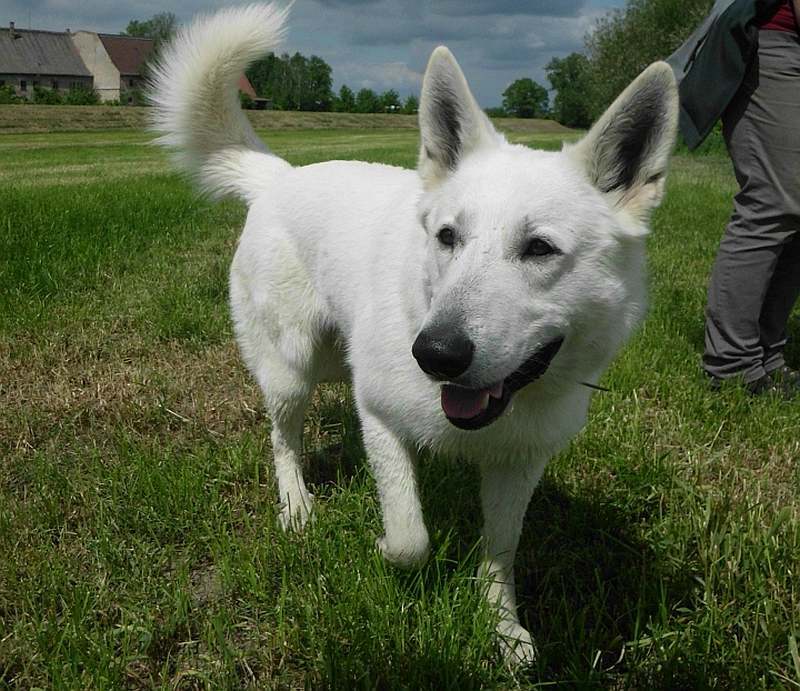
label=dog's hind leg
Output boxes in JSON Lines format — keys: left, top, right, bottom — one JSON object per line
{"left": 267, "top": 375, "right": 315, "bottom": 531}
{"left": 360, "top": 411, "right": 430, "bottom": 569}
{"left": 478, "top": 459, "right": 546, "bottom": 666}
{"left": 241, "top": 340, "right": 316, "bottom": 531}
{"left": 230, "top": 241, "right": 320, "bottom": 532}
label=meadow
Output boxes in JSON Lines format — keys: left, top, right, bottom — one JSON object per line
{"left": 1, "top": 109, "right": 798, "bottom": 689}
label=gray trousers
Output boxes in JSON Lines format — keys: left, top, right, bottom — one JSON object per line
{"left": 703, "top": 29, "right": 800, "bottom": 383}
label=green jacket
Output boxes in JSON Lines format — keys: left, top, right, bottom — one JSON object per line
{"left": 667, "top": 0, "right": 785, "bottom": 149}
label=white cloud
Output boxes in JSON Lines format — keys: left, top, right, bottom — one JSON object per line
{"left": 336, "top": 60, "right": 423, "bottom": 91}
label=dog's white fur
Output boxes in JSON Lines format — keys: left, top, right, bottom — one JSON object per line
{"left": 151, "top": 4, "right": 678, "bottom": 664}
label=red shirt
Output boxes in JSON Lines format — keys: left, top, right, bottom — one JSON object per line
{"left": 760, "top": 1, "right": 798, "bottom": 32}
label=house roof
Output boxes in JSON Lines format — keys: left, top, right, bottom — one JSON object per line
{"left": 98, "top": 34, "right": 154, "bottom": 76}
{"left": 0, "top": 27, "right": 91, "bottom": 77}
{"left": 238, "top": 74, "right": 256, "bottom": 98}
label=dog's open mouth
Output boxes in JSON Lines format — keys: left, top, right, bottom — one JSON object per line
{"left": 441, "top": 337, "right": 564, "bottom": 431}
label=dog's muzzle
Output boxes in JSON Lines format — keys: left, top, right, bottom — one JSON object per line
{"left": 436, "top": 337, "right": 564, "bottom": 431}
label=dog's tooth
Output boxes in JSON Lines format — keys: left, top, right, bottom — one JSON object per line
{"left": 480, "top": 392, "right": 490, "bottom": 411}
{"left": 489, "top": 382, "right": 503, "bottom": 399}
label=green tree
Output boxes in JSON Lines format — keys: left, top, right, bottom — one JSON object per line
{"left": 484, "top": 106, "right": 507, "bottom": 118}
{"left": 0, "top": 85, "right": 19, "bottom": 104}
{"left": 239, "top": 92, "right": 255, "bottom": 109}
{"left": 33, "top": 86, "right": 63, "bottom": 105}
{"left": 545, "top": 53, "right": 593, "bottom": 128}
{"left": 124, "top": 12, "right": 177, "bottom": 44}
{"left": 586, "top": 0, "right": 711, "bottom": 119}
{"left": 501, "top": 78, "right": 549, "bottom": 119}
{"left": 402, "top": 94, "right": 419, "bottom": 114}
{"left": 305, "top": 55, "right": 333, "bottom": 111}
{"left": 64, "top": 85, "right": 100, "bottom": 105}
{"left": 284, "top": 52, "right": 308, "bottom": 109}
{"left": 124, "top": 12, "right": 177, "bottom": 79}
{"left": 334, "top": 84, "right": 356, "bottom": 112}
{"left": 355, "top": 88, "right": 380, "bottom": 113}
{"left": 379, "top": 89, "right": 401, "bottom": 112}
{"left": 247, "top": 52, "right": 334, "bottom": 111}
{"left": 247, "top": 53, "right": 284, "bottom": 107}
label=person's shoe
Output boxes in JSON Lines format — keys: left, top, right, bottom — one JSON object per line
{"left": 706, "top": 373, "right": 755, "bottom": 392}
{"left": 707, "top": 369, "right": 800, "bottom": 399}
{"left": 744, "top": 374, "right": 777, "bottom": 396}
{"left": 765, "top": 366, "right": 800, "bottom": 397}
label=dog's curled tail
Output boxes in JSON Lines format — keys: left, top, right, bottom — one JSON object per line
{"left": 149, "top": 4, "right": 289, "bottom": 201}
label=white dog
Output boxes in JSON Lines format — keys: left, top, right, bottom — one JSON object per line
{"left": 151, "top": 4, "right": 678, "bottom": 664}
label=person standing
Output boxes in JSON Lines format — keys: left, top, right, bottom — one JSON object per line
{"left": 669, "top": 0, "right": 800, "bottom": 395}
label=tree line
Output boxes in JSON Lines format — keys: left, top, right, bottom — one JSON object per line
{"left": 245, "top": 53, "right": 419, "bottom": 113}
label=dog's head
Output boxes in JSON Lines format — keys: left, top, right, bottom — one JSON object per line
{"left": 412, "top": 47, "right": 678, "bottom": 431}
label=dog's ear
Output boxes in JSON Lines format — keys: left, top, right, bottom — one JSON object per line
{"left": 418, "top": 47, "right": 501, "bottom": 187}
{"left": 567, "top": 62, "right": 678, "bottom": 227}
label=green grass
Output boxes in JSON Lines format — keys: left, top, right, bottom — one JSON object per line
{"left": 1, "top": 121, "right": 799, "bottom": 689}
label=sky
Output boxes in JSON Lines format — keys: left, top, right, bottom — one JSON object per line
{"left": 5, "top": 0, "right": 625, "bottom": 106}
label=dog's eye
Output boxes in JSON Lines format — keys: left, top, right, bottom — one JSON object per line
{"left": 522, "top": 237, "right": 558, "bottom": 258}
{"left": 437, "top": 226, "right": 456, "bottom": 248}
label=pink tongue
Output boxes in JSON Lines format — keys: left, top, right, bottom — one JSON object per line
{"left": 441, "top": 384, "right": 490, "bottom": 419}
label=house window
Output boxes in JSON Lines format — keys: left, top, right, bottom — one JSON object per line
{"left": 0, "top": 80, "right": 5, "bottom": 87}
{"left": 128, "top": 78, "right": 135, "bottom": 87}
{"left": 19, "top": 80, "right": 27, "bottom": 92}
{"left": 52, "top": 79, "right": 59, "bottom": 89}
{"left": 32, "top": 80, "right": 39, "bottom": 88}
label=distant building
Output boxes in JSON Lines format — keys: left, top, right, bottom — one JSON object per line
{"left": 2, "top": 20, "right": 261, "bottom": 106}
{"left": 71, "top": 32, "right": 153, "bottom": 103}
{"left": 238, "top": 74, "right": 256, "bottom": 99}
{"left": 237, "top": 73, "right": 271, "bottom": 109}
{"left": 0, "top": 22, "right": 92, "bottom": 99}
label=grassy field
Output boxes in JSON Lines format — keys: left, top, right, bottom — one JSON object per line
{"left": 1, "top": 113, "right": 798, "bottom": 689}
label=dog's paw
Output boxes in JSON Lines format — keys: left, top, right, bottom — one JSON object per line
{"left": 376, "top": 533, "right": 430, "bottom": 569}
{"left": 497, "top": 620, "right": 537, "bottom": 667}
{"left": 278, "top": 492, "right": 314, "bottom": 532}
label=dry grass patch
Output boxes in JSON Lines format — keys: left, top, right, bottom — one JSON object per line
{"left": 0, "top": 104, "right": 575, "bottom": 136}
{"left": 0, "top": 335, "right": 258, "bottom": 457}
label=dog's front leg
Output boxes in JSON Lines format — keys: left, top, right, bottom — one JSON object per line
{"left": 361, "top": 412, "right": 430, "bottom": 569}
{"left": 479, "top": 460, "right": 545, "bottom": 666}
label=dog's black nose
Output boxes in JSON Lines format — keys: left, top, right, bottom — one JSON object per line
{"left": 412, "top": 326, "right": 474, "bottom": 380}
